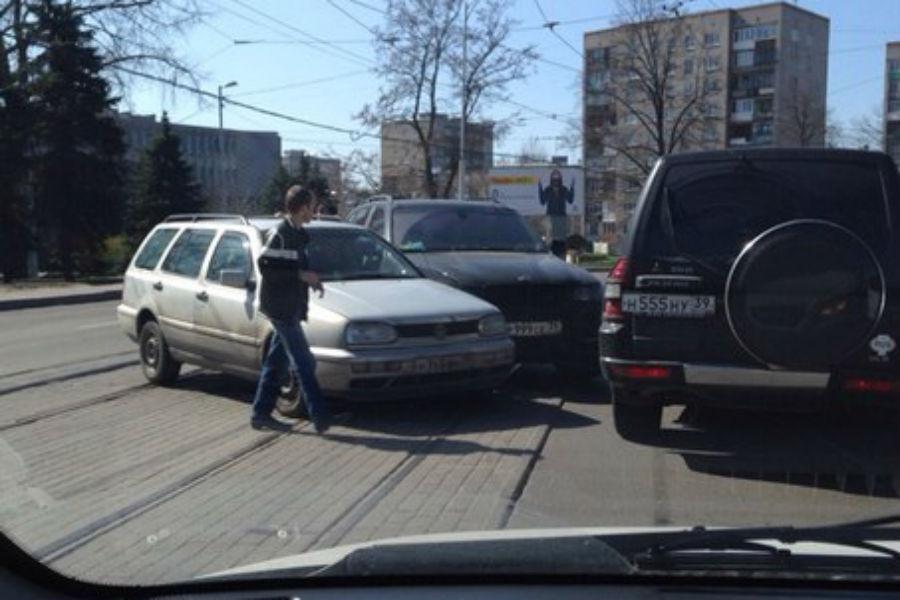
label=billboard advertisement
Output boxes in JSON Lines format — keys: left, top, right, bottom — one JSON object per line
{"left": 488, "top": 166, "right": 585, "bottom": 217}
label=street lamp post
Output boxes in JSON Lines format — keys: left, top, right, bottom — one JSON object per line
{"left": 218, "top": 80, "right": 238, "bottom": 210}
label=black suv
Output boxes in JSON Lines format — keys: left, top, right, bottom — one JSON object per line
{"left": 600, "top": 149, "right": 900, "bottom": 440}
{"left": 347, "top": 198, "right": 603, "bottom": 377}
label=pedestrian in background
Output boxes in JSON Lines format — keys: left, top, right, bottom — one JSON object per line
{"left": 251, "top": 185, "right": 333, "bottom": 433}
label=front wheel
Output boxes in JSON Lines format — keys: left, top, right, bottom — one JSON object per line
{"left": 612, "top": 388, "right": 661, "bottom": 442}
{"left": 138, "top": 321, "right": 181, "bottom": 386}
{"left": 276, "top": 370, "right": 309, "bottom": 418}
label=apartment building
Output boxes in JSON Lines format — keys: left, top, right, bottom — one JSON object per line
{"left": 584, "top": 2, "right": 829, "bottom": 249}
{"left": 381, "top": 114, "right": 494, "bottom": 198}
{"left": 887, "top": 42, "right": 900, "bottom": 170}
{"left": 118, "top": 113, "right": 281, "bottom": 212}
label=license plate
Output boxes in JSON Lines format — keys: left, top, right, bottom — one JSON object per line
{"left": 508, "top": 321, "right": 563, "bottom": 337}
{"left": 621, "top": 293, "right": 715, "bottom": 318}
{"left": 412, "top": 356, "right": 461, "bottom": 374}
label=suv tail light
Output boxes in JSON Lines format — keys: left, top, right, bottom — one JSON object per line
{"left": 843, "top": 377, "right": 900, "bottom": 394}
{"left": 608, "top": 363, "right": 674, "bottom": 380}
{"left": 603, "top": 257, "right": 631, "bottom": 321}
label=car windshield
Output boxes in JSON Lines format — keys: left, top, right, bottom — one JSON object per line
{"left": 392, "top": 205, "right": 545, "bottom": 252}
{"left": 307, "top": 228, "right": 420, "bottom": 281}
{"left": 4, "top": 0, "right": 900, "bottom": 592}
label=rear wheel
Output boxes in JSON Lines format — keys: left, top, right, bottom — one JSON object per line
{"left": 612, "top": 388, "right": 661, "bottom": 442}
{"left": 275, "top": 370, "right": 309, "bottom": 418}
{"left": 138, "top": 321, "right": 181, "bottom": 386}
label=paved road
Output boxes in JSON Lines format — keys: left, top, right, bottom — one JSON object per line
{"left": 1, "top": 300, "right": 898, "bottom": 585}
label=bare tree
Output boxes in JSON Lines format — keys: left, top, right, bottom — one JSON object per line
{"left": 848, "top": 105, "right": 884, "bottom": 151}
{"left": 342, "top": 148, "right": 381, "bottom": 194}
{"left": 1, "top": 0, "right": 203, "bottom": 89}
{"left": 517, "top": 136, "right": 549, "bottom": 164}
{"left": 589, "top": 0, "right": 722, "bottom": 177}
{"left": 358, "top": 0, "right": 536, "bottom": 198}
{"left": 779, "top": 89, "right": 827, "bottom": 147}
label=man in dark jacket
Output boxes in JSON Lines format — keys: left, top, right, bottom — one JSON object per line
{"left": 251, "top": 185, "right": 332, "bottom": 433}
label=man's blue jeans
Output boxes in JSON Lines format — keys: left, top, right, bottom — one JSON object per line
{"left": 252, "top": 318, "right": 328, "bottom": 422}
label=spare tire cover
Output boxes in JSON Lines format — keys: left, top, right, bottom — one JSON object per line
{"left": 725, "top": 219, "right": 885, "bottom": 369}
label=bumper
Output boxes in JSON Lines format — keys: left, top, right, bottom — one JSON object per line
{"left": 117, "top": 304, "right": 139, "bottom": 342}
{"left": 601, "top": 357, "right": 900, "bottom": 409}
{"left": 314, "top": 337, "right": 516, "bottom": 400}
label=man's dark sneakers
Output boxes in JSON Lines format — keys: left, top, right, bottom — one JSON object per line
{"left": 250, "top": 415, "right": 294, "bottom": 432}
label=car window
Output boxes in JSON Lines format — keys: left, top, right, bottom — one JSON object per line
{"left": 368, "top": 207, "right": 386, "bottom": 236}
{"left": 160, "top": 229, "right": 217, "bottom": 278}
{"left": 640, "top": 160, "right": 892, "bottom": 262}
{"left": 347, "top": 205, "right": 370, "bottom": 226}
{"left": 392, "top": 205, "right": 544, "bottom": 252}
{"left": 205, "top": 232, "right": 252, "bottom": 285}
{"left": 307, "top": 228, "right": 419, "bottom": 281}
{"left": 133, "top": 228, "right": 178, "bottom": 270}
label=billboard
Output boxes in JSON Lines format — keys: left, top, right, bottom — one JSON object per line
{"left": 488, "top": 166, "right": 585, "bottom": 217}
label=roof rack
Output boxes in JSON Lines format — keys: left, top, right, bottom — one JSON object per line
{"left": 164, "top": 213, "right": 249, "bottom": 224}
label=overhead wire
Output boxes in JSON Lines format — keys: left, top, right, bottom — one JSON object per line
{"left": 532, "top": 0, "right": 584, "bottom": 59}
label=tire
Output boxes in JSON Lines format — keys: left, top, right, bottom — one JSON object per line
{"left": 725, "top": 219, "right": 885, "bottom": 369}
{"left": 138, "top": 320, "right": 181, "bottom": 386}
{"left": 275, "top": 370, "right": 309, "bottom": 418}
{"left": 612, "top": 388, "right": 661, "bottom": 442}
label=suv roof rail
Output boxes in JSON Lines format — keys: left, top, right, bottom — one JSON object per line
{"left": 366, "top": 194, "right": 393, "bottom": 203}
{"left": 164, "top": 213, "right": 249, "bottom": 224}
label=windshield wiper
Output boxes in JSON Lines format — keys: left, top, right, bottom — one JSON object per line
{"left": 631, "top": 513, "right": 900, "bottom": 572}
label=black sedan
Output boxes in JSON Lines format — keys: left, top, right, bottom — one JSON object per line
{"left": 347, "top": 198, "right": 603, "bottom": 377}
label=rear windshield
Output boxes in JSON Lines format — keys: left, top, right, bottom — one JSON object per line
{"left": 392, "top": 205, "right": 544, "bottom": 253}
{"left": 639, "top": 159, "right": 891, "bottom": 263}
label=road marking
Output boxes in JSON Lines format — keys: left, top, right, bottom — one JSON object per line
{"left": 75, "top": 321, "right": 118, "bottom": 331}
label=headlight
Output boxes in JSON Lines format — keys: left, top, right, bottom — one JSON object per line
{"left": 478, "top": 313, "right": 508, "bottom": 336}
{"left": 345, "top": 322, "right": 397, "bottom": 346}
{"left": 573, "top": 284, "right": 603, "bottom": 302}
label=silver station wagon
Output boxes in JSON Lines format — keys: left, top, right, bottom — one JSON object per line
{"left": 117, "top": 214, "right": 515, "bottom": 416}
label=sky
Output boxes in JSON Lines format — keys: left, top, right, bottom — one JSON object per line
{"left": 123, "top": 0, "right": 900, "bottom": 169}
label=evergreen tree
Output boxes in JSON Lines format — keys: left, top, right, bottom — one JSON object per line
{"left": 126, "top": 112, "right": 202, "bottom": 246}
{"left": 259, "top": 155, "right": 332, "bottom": 215}
{"left": 0, "top": 57, "right": 33, "bottom": 281}
{"left": 30, "top": 0, "right": 126, "bottom": 279}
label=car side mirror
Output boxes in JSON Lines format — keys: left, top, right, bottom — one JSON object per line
{"left": 220, "top": 269, "right": 253, "bottom": 290}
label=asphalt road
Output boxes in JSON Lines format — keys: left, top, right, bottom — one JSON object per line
{"left": 1, "top": 299, "right": 898, "bottom": 585}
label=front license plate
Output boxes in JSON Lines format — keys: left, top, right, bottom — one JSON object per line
{"left": 621, "top": 293, "right": 715, "bottom": 318}
{"left": 508, "top": 321, "right": 563, "bottom": 337}
{"left": 412, "top": 356, "right": 462, "bottom": 374}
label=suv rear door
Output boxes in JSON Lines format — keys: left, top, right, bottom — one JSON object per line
{"left": 626, "top": 155, "right": 897, "bottom": 367}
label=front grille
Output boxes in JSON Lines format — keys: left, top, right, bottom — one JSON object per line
{"left": 468, "top": 285, "right": 574, "bottom": 320}
{"left": 395, "top": 320, "right": 479, "bottom": 338}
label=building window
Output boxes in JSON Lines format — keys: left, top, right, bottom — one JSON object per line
{"left": 684, "top": 34, "right": 695, "bottom": 50}
{"left": 683, "top": 80, "right": 696, "bottom": 97}
{"left": 733, "top": 23, "right": 777, "bottom": 43}
{"left": 756, "top": 98, "right": 774, "bottom": 115}
{"left": 734, "top": 50, "right": 754, "bottom": 68}
{"left": 703, "top": 122, "right": 718, "bottom": 142}
{"left": 622, "top": 112, "right": 638, "bottom": 125}
{"left": 733, "top": 98, "right": 753, "bottom": 114}
{"left": 683, "top": 58, "right": 694, "bottom": 75}
{"left": 703, "top": 78, "right": 720, "bottom": 93}
{"left": 888, "top": 99, "right": 900, "bottom": 113}
{"left": 704, "top": 55, "right": 721, "bottom": 72}
{"left": 889, "top": 59, "right": 900, "bottom": 74}
{"left": 704, "top": 31, "right": 720, "bottom": 47}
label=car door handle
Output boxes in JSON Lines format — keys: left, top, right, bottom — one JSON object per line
{"left": 152, "top": 281, "right": 163, "bottom": 291}
{"left": 196, "top": 291, "right": 209, "bottom": 302}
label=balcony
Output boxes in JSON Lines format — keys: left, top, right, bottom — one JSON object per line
{"left": 731, "top": 111, "right": 754, "bottom": 123}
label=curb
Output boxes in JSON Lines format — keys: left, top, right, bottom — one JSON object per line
{"left": 0, "top": 289, "right": 121, "bottom": 312}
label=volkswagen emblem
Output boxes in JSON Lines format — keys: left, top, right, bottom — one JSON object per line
{"left": 434, "top": 324, "right": 448, "bottom": 339}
